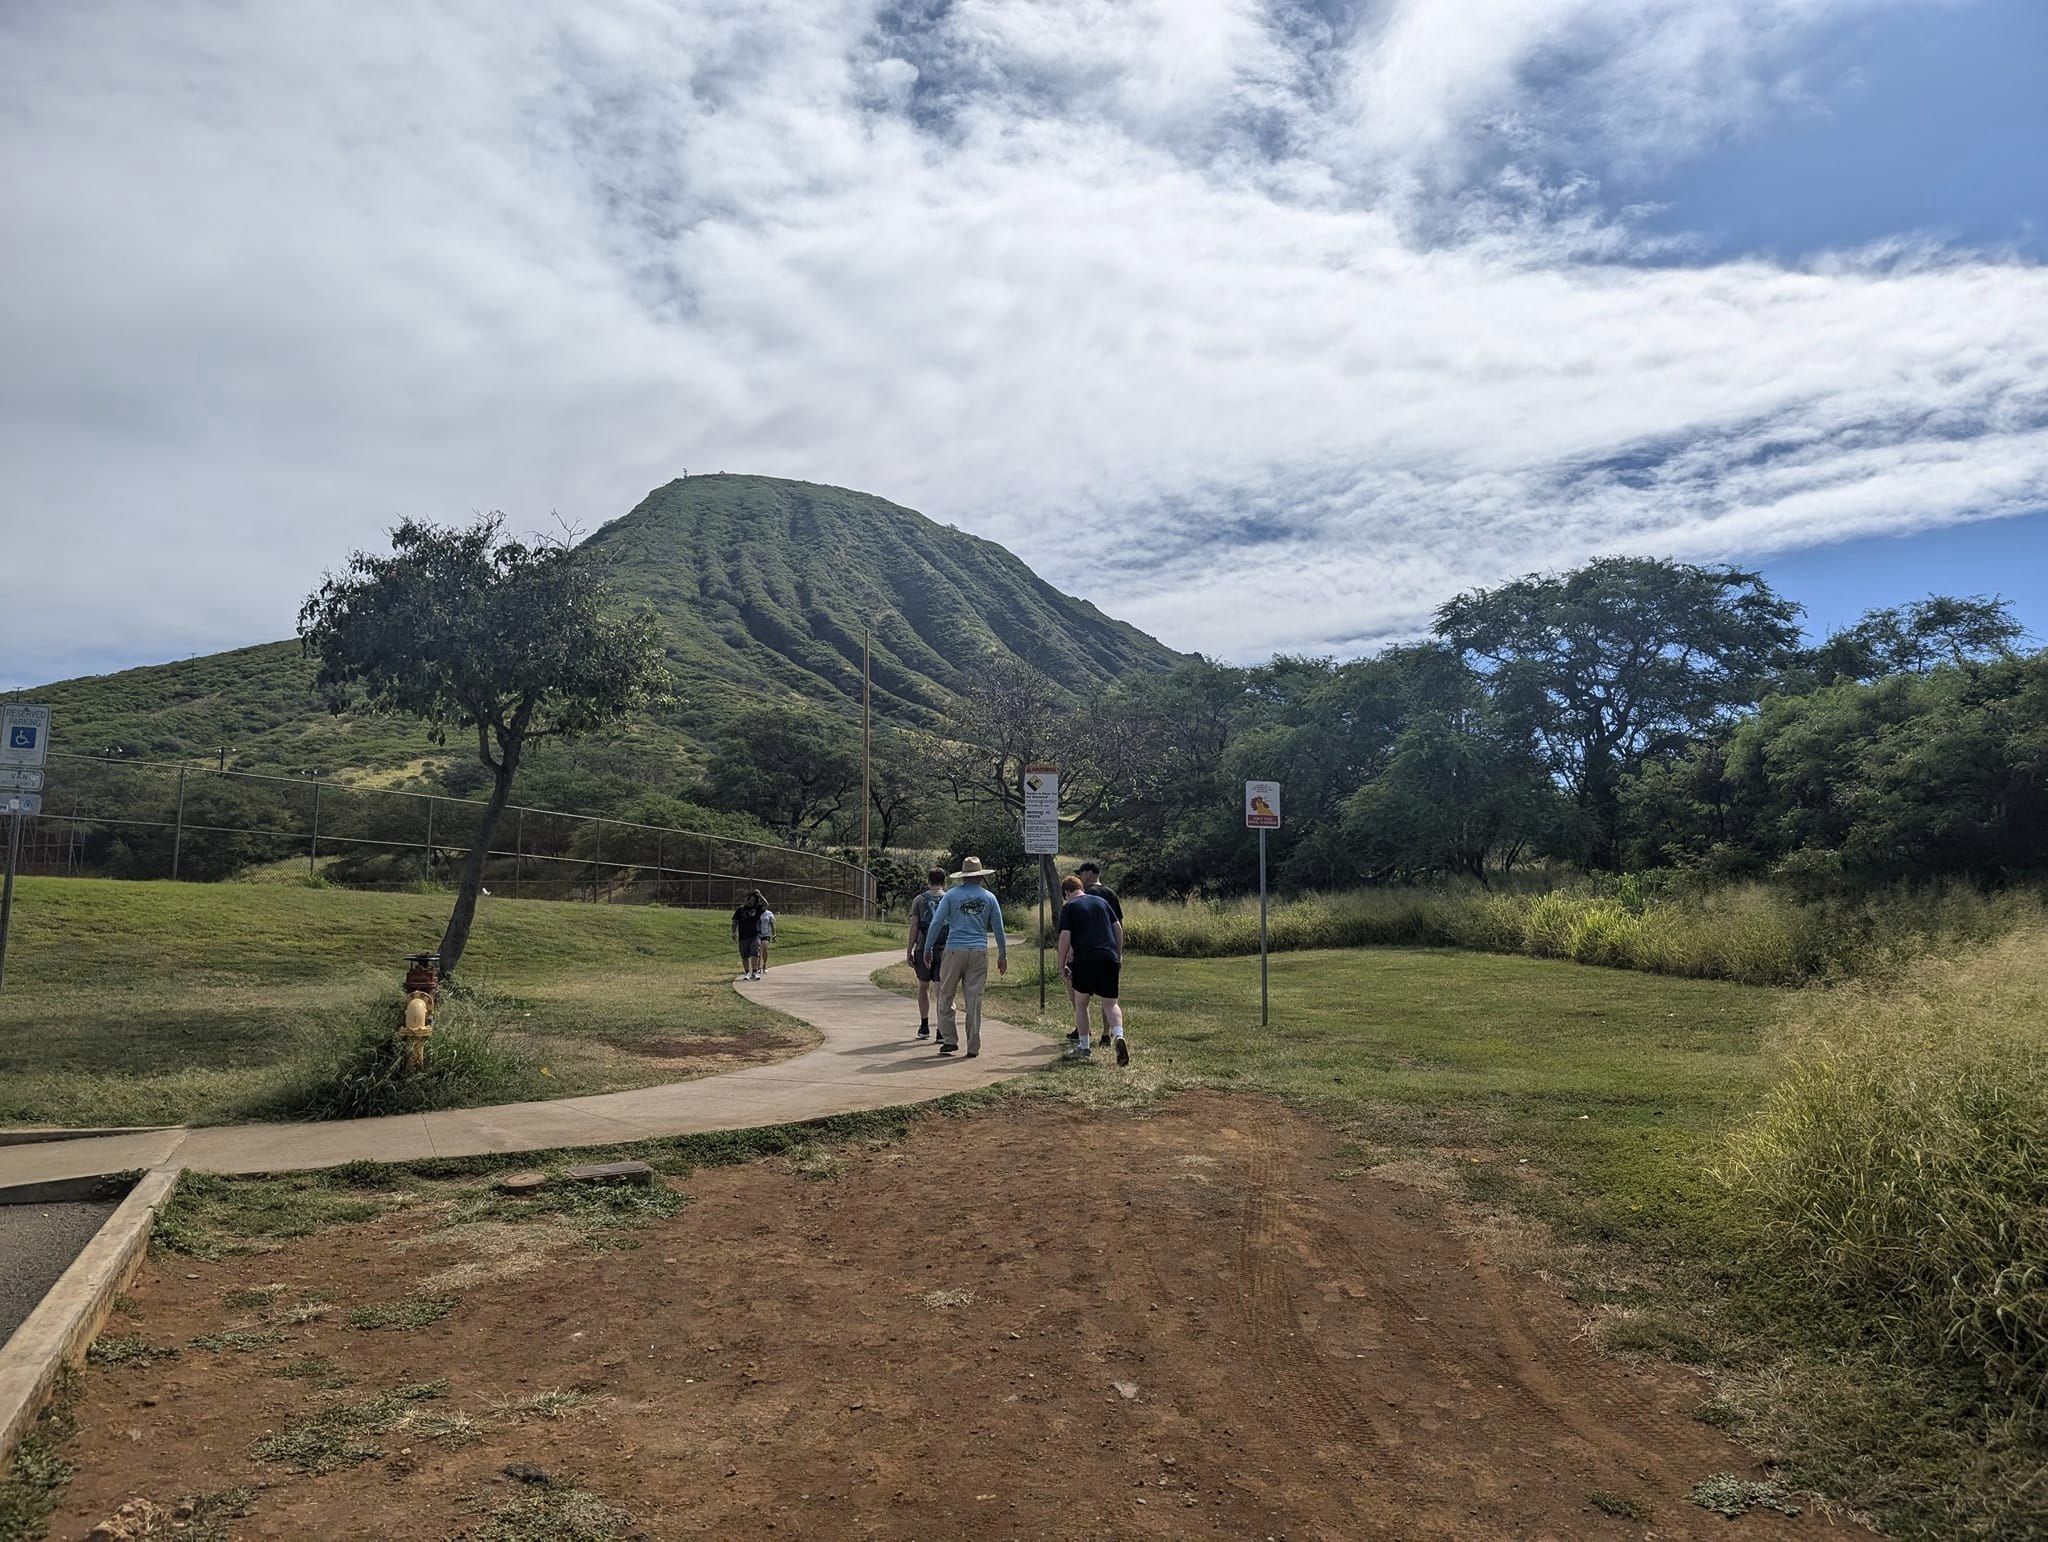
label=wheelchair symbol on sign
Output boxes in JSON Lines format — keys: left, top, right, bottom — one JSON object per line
{"left": 7, "top": 728, "right": 35, "bottom": 750}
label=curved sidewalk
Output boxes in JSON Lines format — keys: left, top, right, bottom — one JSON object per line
{"left": 0, "top": 951, "right": 1050, "bottom": 1188}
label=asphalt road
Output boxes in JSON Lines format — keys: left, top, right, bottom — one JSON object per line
{"left": 0, "top": 1200, "right": 117, "bottom": 1346}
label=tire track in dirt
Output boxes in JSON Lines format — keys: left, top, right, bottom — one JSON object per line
{"left": 1222, "top": 1100, "right": 1819, "bottom": 1537}
{"left": 1227, "top": 1107, "right": 1419, "bottom": 1529}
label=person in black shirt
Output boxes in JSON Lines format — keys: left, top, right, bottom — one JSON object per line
{"left": 905, "top": 867, "right": 949, "bottom": 1038}
{"left": 730, "top": 893, "right": 765, "bottom": 980}
{"left": 1057, "top": 873, "right": 1128, "bottom": 1065}
{"left": 1077, "top": 860, "right": 1122, "bottom": 922}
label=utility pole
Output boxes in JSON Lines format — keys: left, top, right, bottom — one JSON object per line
{"left": 860, "top": 625, "right": 872, "bottom": 920}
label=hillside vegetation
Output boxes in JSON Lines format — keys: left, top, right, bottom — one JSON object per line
{"left": 17, "top": 474, "right": 1181, "bottom": 782}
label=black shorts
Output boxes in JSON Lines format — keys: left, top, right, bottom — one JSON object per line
{"left": 912, "top": 948, "right": 941, "bottom": 984}
{"left": 1068, "top": 955, "right": 1120, "bottom": 999}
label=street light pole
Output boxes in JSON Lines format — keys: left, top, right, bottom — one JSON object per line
{"left": 860, "top": 625, "right": 872, "bottom": 920}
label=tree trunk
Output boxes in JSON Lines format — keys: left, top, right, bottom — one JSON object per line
{"left": 439, "top": 752, "right": 519, "bottom": 979}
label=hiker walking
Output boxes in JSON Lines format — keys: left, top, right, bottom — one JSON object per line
{"left": 1057, "top": 873, "right": 1127, "bottom": 1064}
{"left": 756, "top": 897, "right": 778, "bottom": 976}
{"left": 1077, "top": 860, "right": 1122, "bottom": 922}
{"left": 906, "top": 866, "right": 949, "bottom": 1039}
{"left": 920, "top": 856, "right": 1008, "bottom": 1057}
{"left": 1066, "top": 860, "right": 1124, "bottom": 1046}
{"left": 731, "top": 891, "right": 766, "bottom": 981}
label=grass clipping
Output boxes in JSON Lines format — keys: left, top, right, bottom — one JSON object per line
{"left": 1719, "top": 925, "right": 2048, "bottom": 1408}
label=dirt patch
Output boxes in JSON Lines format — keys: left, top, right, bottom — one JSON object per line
{"left": 593, "top": 1032, "right": 806, "bottom": 1063}
{"left": 47, "top": 1094, "right": 1825, "bottom": 1540}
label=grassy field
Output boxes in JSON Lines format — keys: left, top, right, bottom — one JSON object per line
{"left": 894, "top": 948, "right": 1782, "bottom": 1256}
{"left": 0, "top": 878, "right": 886, "bottom": 1127}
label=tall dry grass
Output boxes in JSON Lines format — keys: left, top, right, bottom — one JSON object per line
{"left": 1117, "top": 881, "right": 2039, "bottom": 986}
{"left": 1718, "top": 926, "right": 2048, "bottom": 1415}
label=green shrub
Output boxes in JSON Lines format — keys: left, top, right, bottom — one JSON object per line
{"left": 1718, "top": 927, "right": 2048, "bottom": 1411}
{"left": 1117, "top": 880, "right": 2041, "bottom": 987}
{"left": 1520, "top": 892, "right": 1579, "bottom": 959}
{"left": 1566, "top": 902, "right": 1642, "bottom": 969}
{"left": 253, "top": 989, "right": 536, "bottom": 1121}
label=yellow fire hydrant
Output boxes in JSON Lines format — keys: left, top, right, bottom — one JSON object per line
{"left": 401, "top": 952, "right": 440, "bottom": 1072}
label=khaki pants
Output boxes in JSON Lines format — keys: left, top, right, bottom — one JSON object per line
{"left": 937, "top": 946, "right": 989, "bottom": 1054}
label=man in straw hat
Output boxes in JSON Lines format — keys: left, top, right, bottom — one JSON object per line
{"left": 919, "top": 855, "right": 1009, "bottom": 1057}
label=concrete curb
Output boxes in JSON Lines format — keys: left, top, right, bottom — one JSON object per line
{"left": 0, "top": 1127, "right": 178, "bottom": 1149}
{"left": 0, "top": 1166, "right": 181, "bottom": 1467}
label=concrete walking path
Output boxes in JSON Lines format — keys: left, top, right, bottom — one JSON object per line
{"left": 0, "top": 951, "right": 1049, "bottom": 1189}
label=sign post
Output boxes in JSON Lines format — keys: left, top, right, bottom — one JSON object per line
{"left": 0, "top": 704, "right": 53, "bottom": 993}
{"left": 1244, "top": 780, "right": 1281, "bottom": 1028}
{"left": 1022, "top": 764, "right": 1060, "bottom": 1012}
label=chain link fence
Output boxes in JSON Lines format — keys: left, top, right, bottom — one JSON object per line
{"left": 13, "top": 752, "right": 875, "bottom": 919}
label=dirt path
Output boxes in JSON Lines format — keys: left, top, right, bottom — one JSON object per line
{"left": 45, "top": 1093, "right": 1822, "bottom": 1540}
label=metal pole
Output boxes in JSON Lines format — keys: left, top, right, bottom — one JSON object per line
{"left": 1259, "top": 827, "right": 1269, "bottom": 1029}
{"left": 309, "top": 779, "right": 321, "bottom": 876}
{"left": 1037, "top": 860, "right": 1047, "bottom": 1013}
{"left": 171, "top": 767, "right": 187, "bottom": 881}
{"left": 516, "top": 806, "right": 525, "bottom": 898}
{"left": 860, "top": 625, "right": 872, "bottom": 921}
{"left": 0, "top": 810, "right": 21, "bottom": 991}
{"left": 424, "top": 796, "right": 436, "bottom": 885}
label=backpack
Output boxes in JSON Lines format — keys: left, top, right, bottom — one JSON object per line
{"left": 912, "top": 889, "right": 948, "bottom": 953}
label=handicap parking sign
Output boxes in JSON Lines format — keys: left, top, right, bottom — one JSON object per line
{"left": 0, "top": 705, "right": 50, "bottom": 767}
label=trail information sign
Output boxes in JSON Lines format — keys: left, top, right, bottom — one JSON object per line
{"left": 1022, "top": 764, "right": 1060, "bottom": 855}
{"left": 1244, "top": 780, "right": 1281, "bottom": 828}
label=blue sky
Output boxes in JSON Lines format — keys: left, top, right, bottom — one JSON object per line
{"left": 1764, "top": 509, "right": 2048, "bottom": 646}
{"left": 1636, "top": 0, "right": 2048, "bottom": 262}
{"left": 2, "top": 0, "right": 2044, "bottom": 687}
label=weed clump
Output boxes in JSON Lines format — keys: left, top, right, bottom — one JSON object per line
{"left": 250, "top": 1381, "right": 451, "bottom": 1474}
{"left": 256, "top": 988, "right": 536, "bottom": 1121}
{"left": 1720, "top": 928, "right": 2048, "bottom": 1409}
{"left": 1117, "top": 879, "right": 2038, "bottom": 986}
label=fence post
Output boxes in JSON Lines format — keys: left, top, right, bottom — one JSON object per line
{"left": 592, "top": 819, "right": 603, "bottom": 902}
{"left": 516, "top": 806, "right": 525, "bottom": 898}
{"left": 309, "top": 780, "right": 321, "bottom": 876}
{"left": 424, "top": 796, "right": 436, "bottom": 885}
{"left": 655, "top": 829, "right": 664, "bottom": 904}
{"left": 171, "top": 768, "right": 187, "bottom": 881}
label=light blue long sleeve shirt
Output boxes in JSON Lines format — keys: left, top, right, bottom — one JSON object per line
{"left": 922, "top": 881, "right": 1006, "bottom": 963}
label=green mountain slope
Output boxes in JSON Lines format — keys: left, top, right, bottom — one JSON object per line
{"left": 22, "top": 475, "right": 1184, "bottom": 784}
{"left": 587, "top": 474, "right": 1181, "bottom": 727}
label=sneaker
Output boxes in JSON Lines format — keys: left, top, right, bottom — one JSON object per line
{"left": 1114, "top": 1037, "right": 1129, "bottom": 1066}
{"left": 1064, "top": 1044, "right": 1093, "bottom": 1060}
{"left": 965, "top": 1050, "right": 979, "bottom": 1058}
{"left": 938, "top": 1043, "right": 958, "bottom": 1055}
{"left": 1065, "top": 1029, "right": 1081, "bottom": 1043}
{"left": 917, "top": 1025, "right": 930, "bottom": 1038}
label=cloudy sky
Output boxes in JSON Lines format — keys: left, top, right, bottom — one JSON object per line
{"left": 4, "top": 0, "right": 2045, "bottom": 688}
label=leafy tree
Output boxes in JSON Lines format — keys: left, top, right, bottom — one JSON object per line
{"left": 1342, "top": 699, "right": 1553, "bottom": 886}
{"left": 703, "top": 703, "right": 860, "bottom": 843}
{"left": 1809, "top": 595, "right": 2026, "bottom": 682}
{"left": 1436, "top": 556, "right": 1801, "bottom": 869}
{"left": 919, "top": 655, "right": 1137, "bottom": 826}
{"left": 940, "top": 803, "right": 1030, "bottom": 900}
{"left": 866, "top": 727, "right": 933, "bottom": 852}
{"left": 298, "top": 515, "right": 669, "bottom": 977}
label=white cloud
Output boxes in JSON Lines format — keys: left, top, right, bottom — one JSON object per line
{"left": 0, "top": 0, "right": 2040, "bottom": 684}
